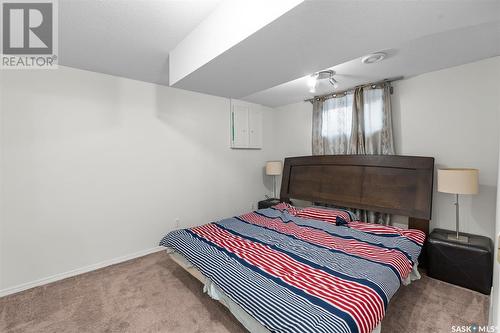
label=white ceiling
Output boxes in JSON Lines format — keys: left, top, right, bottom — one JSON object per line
{"left": 59, "top": 0, "right": 221, "bottom": 85}
{"left": 244, "top": 21, "right": 500, "bottom": 107}
{"left": 168, "top": 0, "right": 303, "bottom": 85}
{"left": 58, "top": 0, "right": 500, "bottom": 107}
{"left": 171, "top": 0, "right": 500, "bottom": 104}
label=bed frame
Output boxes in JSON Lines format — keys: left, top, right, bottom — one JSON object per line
{"left": 279, "top": 155, "right": 435, "bottom": 235}
{"left": 167, "top": 154, "right": 433, "bottom": 332}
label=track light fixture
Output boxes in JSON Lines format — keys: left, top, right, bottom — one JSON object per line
{"left": 307, "top": 70, "right": 338, "bottom": 93}
{"left": 329, "top": 76, "right": 338, "bottom": 87}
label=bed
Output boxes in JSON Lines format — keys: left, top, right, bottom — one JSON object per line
{"left": 160, "top": 155, "right": 434, "bottom": 333}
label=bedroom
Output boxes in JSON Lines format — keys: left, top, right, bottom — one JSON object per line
{"left": 0, "top": 0, "right": 499, "bottom": 332}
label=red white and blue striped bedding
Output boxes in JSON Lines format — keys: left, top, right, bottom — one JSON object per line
{"left": 160, "top": 204, "right": 424, "bottom": 333}
{"left": 295, "top": 206, "right": 355, "bottom": 224}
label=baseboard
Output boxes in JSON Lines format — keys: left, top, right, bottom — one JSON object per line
{"left": 0, "top": 246, "right": 165, "bottom": 298}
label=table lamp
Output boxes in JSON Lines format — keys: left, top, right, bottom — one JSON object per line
{"left": 437, "top": 168, "right": 479, "bottom": 242}
{"left": 266, "top": 161, "right": 282, "bottom": 199}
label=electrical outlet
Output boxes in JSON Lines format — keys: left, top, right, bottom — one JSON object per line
{"left": 175, "top": 218, "right": 180, "bottom": 229}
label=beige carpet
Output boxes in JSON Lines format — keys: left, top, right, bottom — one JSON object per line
{"left": 0, "top": 251, "right": 489, "bottom": 333}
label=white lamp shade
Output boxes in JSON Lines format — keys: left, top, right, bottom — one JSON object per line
{"left": 266, "top": 161, "right": 282, "bottom": 176}
{"left": 437, "top": 168, "right": 479, "bottom": 195}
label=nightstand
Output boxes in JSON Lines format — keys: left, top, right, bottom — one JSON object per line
{"left": 258, "top": 198, "right": 280, "bottom": 209}
{"left": 427, "top": 228, "right": 493, "bottom": 294}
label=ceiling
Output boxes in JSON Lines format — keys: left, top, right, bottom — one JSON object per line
{"left": 244, "top": 21, "right": 500, "bottom": 107}
{"left": 59, "top": 0, "right": 221, "bottom": 85}
{"left": 59, "top": 0, "right": 500, "bottom": 107}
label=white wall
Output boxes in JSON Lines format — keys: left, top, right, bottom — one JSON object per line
{"left": 271, "top": 100, "right": 312, "bottom": 193}
{"left": 392, "top": 56, "right": 500, "bottom": 237}
{"left": 490, "top": 133, "right": 500, "bottom": 326}
{"left": 272, "top": 101, "right": 312, "bottom": 160}
{"left": 0, "top": 69, "right": 4, "bottom": 290}
{"left": 488, "top": 63, "right": 500, "bottom": 326}
{"left": 0, "top": 66, "right": 274, "bottom": 291}
{"left": 1, "top": 57, "right": 499, "bottom": 294}
{"left": 271, "top": 57, "right": 500, "bottom": 238}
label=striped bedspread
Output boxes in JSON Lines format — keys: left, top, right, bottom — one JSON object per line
{"left": 160, "top": 206, "right": 424, "bottom": 333}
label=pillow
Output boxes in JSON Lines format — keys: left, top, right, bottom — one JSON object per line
{"left": 313, "top": 203, "right": 359, "bottom": 221}
{"left": 295, "top": 206, "right": 354, "bottom": 224}
{"left": 271, "top": 202, "right": 300, "bottom": 216}
{"left": 347, "top": 221, "right": 426, "bottom": 245}
{"left": 335, "top": 216, "right": 349, "bottom": 226}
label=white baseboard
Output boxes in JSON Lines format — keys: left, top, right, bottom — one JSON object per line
{"left": 0, "top": 246, "right": 165, "bottom": 298}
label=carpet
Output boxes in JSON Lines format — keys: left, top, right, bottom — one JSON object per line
{"left": 0, "top": 251, "right": 489, "bottom": 332}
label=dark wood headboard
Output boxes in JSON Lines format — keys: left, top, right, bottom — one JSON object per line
{"left": 279, "top": 155, "right": 434, "bottom": 234}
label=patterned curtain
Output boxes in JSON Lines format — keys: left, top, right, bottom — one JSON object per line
{"left": 312, "top": 83, "right": 395, "bottom": 224}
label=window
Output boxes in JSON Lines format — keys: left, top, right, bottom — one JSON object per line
{"left": 321, "top": 88, "right": 384, "bottom": 139}
{"left": 321, "top": 93, "right": 353, "bottom": 139}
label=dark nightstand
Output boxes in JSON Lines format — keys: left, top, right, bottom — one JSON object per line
{"left": 427, "top": 228, "right": 493, "bottom": 294}
{"left": 258, "top": 198, "right": 280, "bottom": 209}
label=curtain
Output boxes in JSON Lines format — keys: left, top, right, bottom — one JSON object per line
{"left": 312, "top": 93, "right": 355, "bottom": 155}
{"left": 312, "top": 83, "right": 394, "bottom": 224}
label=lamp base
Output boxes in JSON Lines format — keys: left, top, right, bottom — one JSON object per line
{"left": 447, "top": 234, "right": 469, "bottom": 243}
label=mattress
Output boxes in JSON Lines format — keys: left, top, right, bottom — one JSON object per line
{"left": 160, "top": 204, "right": 424, "bottom": 333}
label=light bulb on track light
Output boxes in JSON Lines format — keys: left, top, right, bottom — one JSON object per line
{"left": 329, "top": 76, "right": 338, "bottom": 89}
{"left": 307, "top": 74, "right": 318, "bottom": 93}
{"left": 307, "top": 70, "right": 338, "bottom": 93}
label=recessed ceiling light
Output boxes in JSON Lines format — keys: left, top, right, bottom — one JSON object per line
{"left": 361, "top": 52, "right": 386, "bottom": 64}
